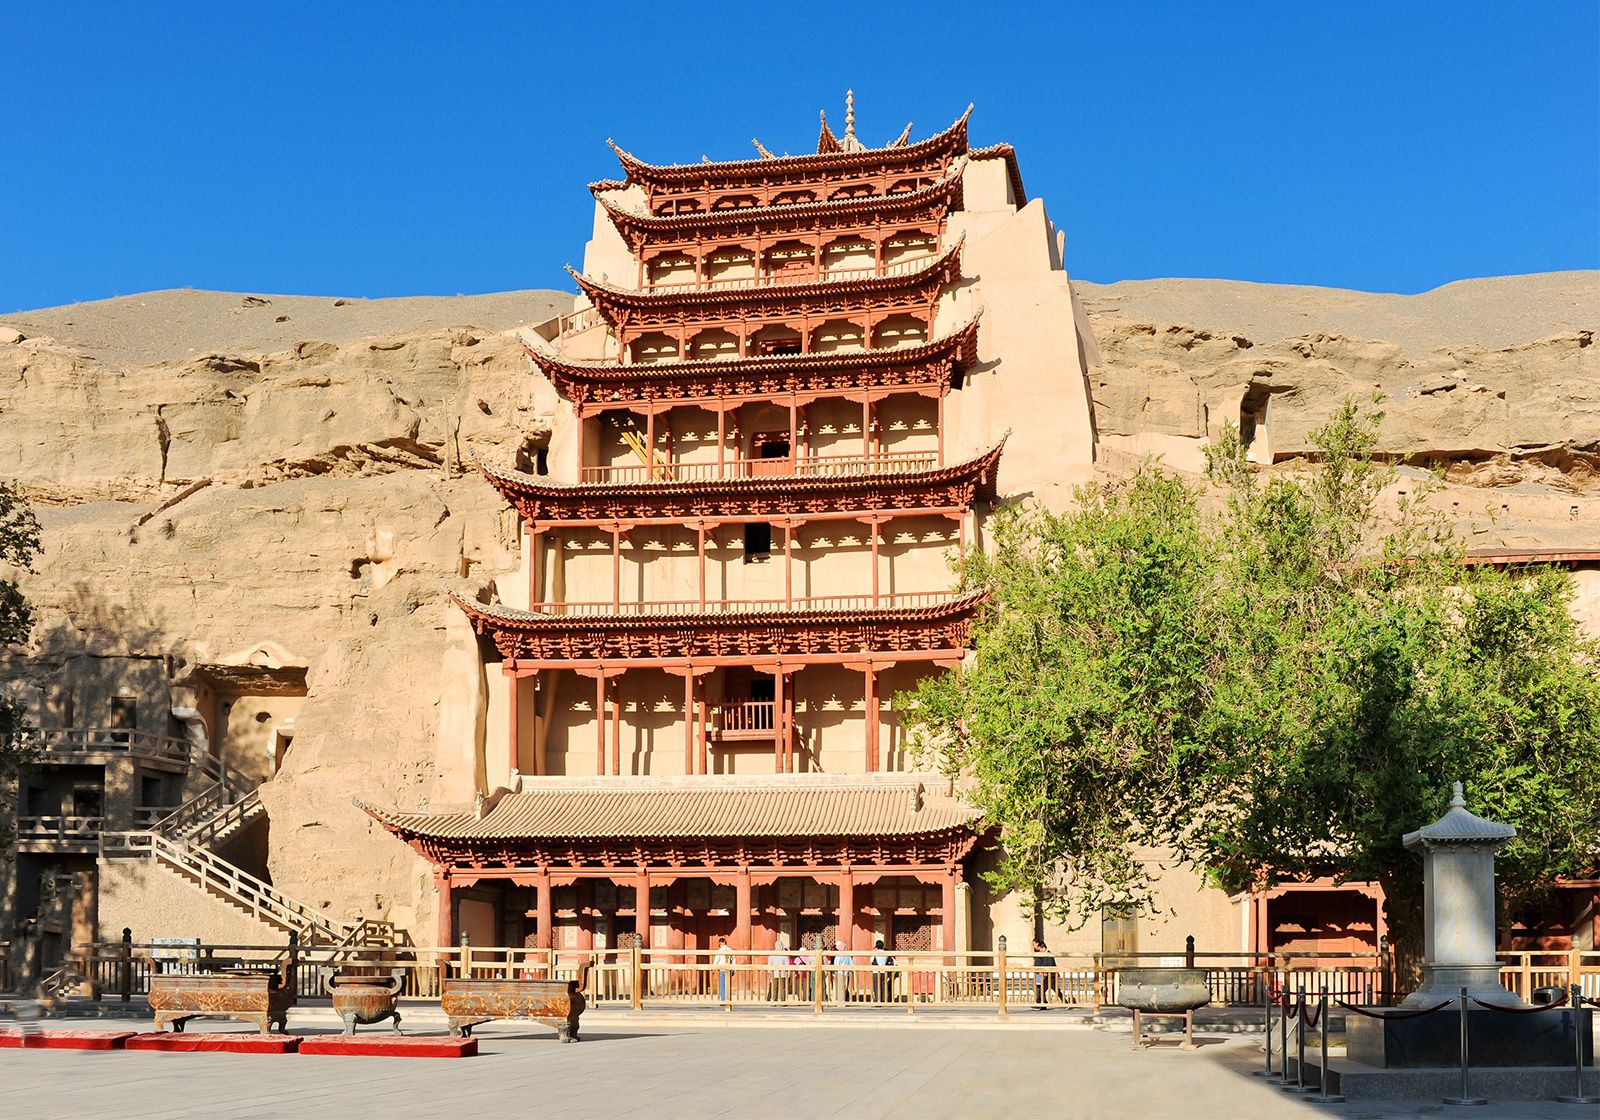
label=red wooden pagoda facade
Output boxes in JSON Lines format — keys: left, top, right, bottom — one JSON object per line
{"left": 367, "top": 102, "right": 1014, "bottom": 957}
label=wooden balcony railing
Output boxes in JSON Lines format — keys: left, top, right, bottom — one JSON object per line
{"left": 16, "top": 815, "right": 106, "bottom": 841}
{"left": 53, "top": 941, "right": 1474, "bottom": 1014}
{"left": 643, "top": 252, "right": 938, "bottom": 295}
{"left": 579, "top": 450, "right": 938, "bottom": 486}
{"left": 30, "top": 727, "right": 191, "bottom": 764}
{"left": 527, "top": 591, "right": 953, "bottom": 618}
{"left": 29, "top": 727, "right": 256, "bottom": 797}
{"left": 712, "top": 700, "right": 776, "bottom": 740}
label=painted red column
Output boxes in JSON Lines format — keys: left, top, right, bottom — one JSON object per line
{"left": 595, "top": 674, "right": 607, "bottom": 776}
{"left": 611, "top": 526, "right": 622, "bottom": 609}
{"left": 611, "top": 676, "right": 623, "bottom": 777}
{"left": 435, "top": 871, "right": 454, "bottom": 947}
{"left": 864, "top": 665, "right": 879, "bottom": 772}
{"left": 783, "top": 522, "right": 793, "bottom": 608}
{"left": 697, "top": 522, "right": 707, "bottom": 608}
{"left": 941, "top": 871, "right": 957, "bottom": 954}
{"left": 683, "top": 672, "right": 696, "bottom": 775}
{"left": 734, "top": 868, "right": 753, "bottom": 951}
{"left": 697, "top": 695, "right": 709, "bottom": 776}
{"left": 635, "top": 871, "right": 651, "bottom": 950}
{"left": 535, "top": 872, "right": 553, "bottom": 950}
{"left": 505, "top": 664, "right": 520, "bottom": 776}
{"left": 773, "top": 670, "right": 786, "bottom": 773}
{"left": 870, "top": 518, "right": 881, "bottom": 606}
{"left": 839, "top": 870, "right": 856, "bottom": 952}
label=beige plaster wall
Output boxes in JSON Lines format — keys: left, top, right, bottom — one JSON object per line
{"left": 97, "top": 858, "right": 285, "bottom": 944}
{"left": 530, "top": 661, "right": 941, "bottom": 779}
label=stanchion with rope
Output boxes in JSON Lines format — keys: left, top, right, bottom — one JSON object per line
{"left": 1443, "top": 986, "right": 1487, "bottom": 1107}
{"left": 1283, "top": 992, "right": 1317, "bottom": 1095}
{"left": 1277, "top": 991, "right": 1292, "bottom": 1087}
{"left": 1553, "top": 986, "right": 1598, "bottom": 1105}
{"left": 1311, "top": 983, "right": 1344, "bottom": 1105}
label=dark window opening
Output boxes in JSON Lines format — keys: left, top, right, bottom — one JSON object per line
{"left": 72, "top": 786, "right": 103, "bottom": 818}
{"left": 758, "top": 438, "right": 790, "bottom": 460}
{"left": 748, "top": 677, "right": 775, "bottom": 702}
{"left": 109, "top": 696, "right": 137, "bottom": 737}
{"left": 743, "top": 522, "right": 772, "bottom": 560}
{"left": 535, "top": 447, "right": 549, "bottom": 476}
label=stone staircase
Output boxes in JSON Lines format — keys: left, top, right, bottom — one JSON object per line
{"left": 99, "top": 754, "right": 394, "bottom": 950}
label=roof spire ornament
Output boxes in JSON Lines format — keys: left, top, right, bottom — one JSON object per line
{"left": 841, "top": 89, "right": 865, "bottom": 153}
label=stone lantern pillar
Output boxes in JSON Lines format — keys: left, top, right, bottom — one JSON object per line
{"left": 1400, "top": 781, "right": 1520, "bottom": 1007}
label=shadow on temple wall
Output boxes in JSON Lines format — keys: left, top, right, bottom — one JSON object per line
{"left": 16, "top": 581, "right": 183, "bottom": 734}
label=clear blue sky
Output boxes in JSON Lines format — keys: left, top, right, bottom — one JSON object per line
{"left": 4, "top": 2, "right": 1596, "bottom": 311}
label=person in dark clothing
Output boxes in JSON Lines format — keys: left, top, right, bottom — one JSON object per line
{"left": 1032, "top": 939, "right": 1061, "bottom": 1007}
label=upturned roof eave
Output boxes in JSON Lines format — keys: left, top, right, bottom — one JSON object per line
{"left": 567, "top": 234, "right": 963, "bottom": 311}
{"left": 598, "top": 106, "right": 972, "bottom": 189}
{"left": 474, "top": 438, "right": 1005, "bottom": 505}
{"left": 523, "top": 314, "right": 980, "bottom": 384}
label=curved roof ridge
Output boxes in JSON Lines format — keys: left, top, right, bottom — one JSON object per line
{"left": 595, "top": 155, "right": 966, "bottom": 231}
{"left": 449, "top": 587, "right": 988, "bottom": 627}
{"left": 526, "top": 313, "right": 980, "bottom": 377}
{"left": 568, "top": 230, "right": 963, "bottom": 305}
{"left": 603, "top": 107, "right": 971, "bottom": 183}
{"left": 474, "top": 438, "right": 1004, "bottom": 497}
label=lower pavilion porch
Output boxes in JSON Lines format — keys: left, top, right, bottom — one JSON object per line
{"left": 444, "top": 867, "right": 961, "bottom": 957}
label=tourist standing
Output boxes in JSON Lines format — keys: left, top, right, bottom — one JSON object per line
{"left": 766, "top": 935, "right": 790, "bottom": 1001}
{"left": 870, "top": 939, "right": 894, "bottom": 1003}
{"left": 713, "top": 936, "right": 735, "bottom": 1003}
{"left": 792, "top": 935, "right": 814, "bottom": 1002}
{"left": 1032, "top": 939, "right": 1060, "bottom": 1007}
{"left": 831, "top": 939, "right": 854, "bottom": 1002}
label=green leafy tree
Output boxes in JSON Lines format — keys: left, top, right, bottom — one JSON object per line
{"left": 0, "top": 481, "right": 42, "bottom": 849}
{"left": 904, "top": 403, "right": 1600, "bottom": 963}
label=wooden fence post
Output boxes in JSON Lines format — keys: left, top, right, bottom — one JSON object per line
{"left": 996, "top": 944, "right": 1008, "bottom": 1021}
{"left": 630, "top": 942, "right": 643, "bottom": 1011}
{"left": 118, "top": 927, "right": 133, "bottom": 1003}
{"left": 813, "top": 949, "right": 824, "bottom": 1014}
{"left": 1185, "top": 935, "right": 1195, "bottom": 969}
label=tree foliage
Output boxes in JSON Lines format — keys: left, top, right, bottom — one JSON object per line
{"left": 0, "top": 480, "right": 43, "bottom": 847}
{"left": 903, "top": 403, "right": 1600, "bottom": 953}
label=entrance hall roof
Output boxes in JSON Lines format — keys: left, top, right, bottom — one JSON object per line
{"left": 359, "top": 774, "right": 979, "bottom": 842}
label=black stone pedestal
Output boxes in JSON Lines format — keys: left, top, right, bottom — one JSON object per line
{"left": 1346, "top": 1007, "right": 1593, "bottom": 1068}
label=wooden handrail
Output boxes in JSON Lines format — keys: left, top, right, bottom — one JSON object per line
{"left": 579, "top": 450, "right": 937, "bottom": 486}
{"left": 527, "top": 591, "right": 956, "bottom": 617}
{"left": 100, "top": 832, "right": 393, "bottom": 947}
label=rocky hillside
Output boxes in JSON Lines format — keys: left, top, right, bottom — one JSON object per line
{"left": 1, "top": 274, "right": 1593, "bottom": 932}
{"left": 1079, "top": 271, "right": 1599, "bottom": 552}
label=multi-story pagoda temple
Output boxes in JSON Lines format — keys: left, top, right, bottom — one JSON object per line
{"left": 362, "top": 98, "right": 1101, "bottom": 954}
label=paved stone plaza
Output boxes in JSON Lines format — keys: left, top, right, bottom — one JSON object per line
{"left": 2, "top": 1017, "right": 1596, "bottom": 1119}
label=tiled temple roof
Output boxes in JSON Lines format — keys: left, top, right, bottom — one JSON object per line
{"left": 592, "top": 160, "right": 966, "bottom": 235}
{"left": 524, "top": 316, "right": 980, "bottom": 389}
{"left": 475, "top": 441, "right": 1005, "bottom": 517}
{"left": 359, "top": 774, "right": 979, "bottom": 841}
{"left": 568, "top": 234, "right": 964, "bottom": 311}
{"left": 595, "top": 108, "right": 972, "bottom": 191}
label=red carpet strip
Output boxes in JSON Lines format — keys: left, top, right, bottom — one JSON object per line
{"left": 298, "top": 1034, "right": 477, "bottom": 1058}
{"left": 124, "top": 1032, "right": 301, "bottom": 1054}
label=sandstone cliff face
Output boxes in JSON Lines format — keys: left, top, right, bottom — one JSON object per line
{"left": 2, "top": 291, "right": 566, "bottom": 933}
{"left": 2, "top": 276, "right": 1594, "bottom": 938}
{"left": 1079, "top": 272, "right": 1600, "bottom": 552}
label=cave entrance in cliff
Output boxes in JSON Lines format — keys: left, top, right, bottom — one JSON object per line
{"left": 175, "top": 641, "right": 309, "bottom": 783}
